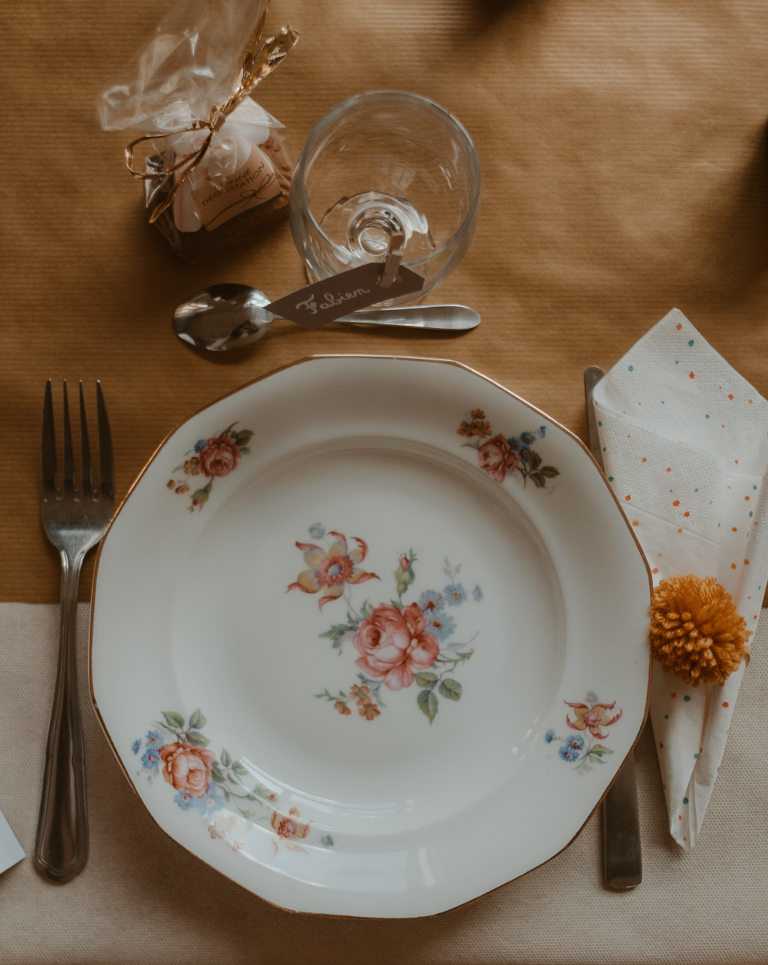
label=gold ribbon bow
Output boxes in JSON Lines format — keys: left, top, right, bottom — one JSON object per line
{"left": 125, "top": 23, "right": 298, "bottom": 223}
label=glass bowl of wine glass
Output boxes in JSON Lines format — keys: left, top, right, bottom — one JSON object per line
{"left": 289, "top": 90, "right": 481, "bottom": 307}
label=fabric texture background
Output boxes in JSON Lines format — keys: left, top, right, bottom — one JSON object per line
{"left": 0, "top": 605, "right": 766, "bottom": 963}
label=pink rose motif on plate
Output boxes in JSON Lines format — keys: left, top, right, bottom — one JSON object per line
{"left": 198, "top": 434, "right": 241, "bottom": 477}
{"left": 458, "top": 410, "right": 559, "bottom": 489}
{"left": 477, "top": 434, "right": 520, "bottom": 482}
{"left": 354, "top": 602, "right": 440, "bottom": 691}
{"left": 293, "top": 524, "right": 482, "bottom": 724}
{"left": 159, "top": 741, "right": 216, "bottom": 797}
{"left": 166, "top": 422, "right": 253, "bottom": 511}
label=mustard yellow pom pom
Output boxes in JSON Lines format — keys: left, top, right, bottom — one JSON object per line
{"left": 649, "top": 575, "right": 750, "bottom": 686}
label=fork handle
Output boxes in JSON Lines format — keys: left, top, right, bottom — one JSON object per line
{"left": 34, "top": 552, "right": 89, "bottom": 882}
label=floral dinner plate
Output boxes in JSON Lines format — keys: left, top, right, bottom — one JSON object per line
{"left": 90, "top": 355, "right": 651, "bottom": 918}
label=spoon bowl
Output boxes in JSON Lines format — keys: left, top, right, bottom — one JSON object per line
{"left": 173, "top": 283, "right": 480, "bottom": 352}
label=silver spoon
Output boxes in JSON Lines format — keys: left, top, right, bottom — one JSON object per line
{"left": 173, "top": 283, "right": 480, "bottom": 352}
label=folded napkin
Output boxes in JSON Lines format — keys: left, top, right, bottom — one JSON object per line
{"left": 593, "top": 308, "right": 768, "bottom": 848}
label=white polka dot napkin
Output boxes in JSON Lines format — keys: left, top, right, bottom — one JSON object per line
{"left": 592, "top": 308, "right": 768, "bottom": 848}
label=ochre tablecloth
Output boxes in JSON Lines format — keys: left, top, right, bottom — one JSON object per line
{"left": 1, "top": 0, "right": 768, "bottom": 960}
{"left": 3, "top": 0, "right": 768, "bottom": 602}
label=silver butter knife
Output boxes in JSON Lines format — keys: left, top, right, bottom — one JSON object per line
{"left": 584, "top": 365, "right": 643, "bottom": 890}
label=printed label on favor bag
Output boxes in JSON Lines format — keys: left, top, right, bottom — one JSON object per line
{"left": 192, "top": 146, "right": 282, "bottom": 229}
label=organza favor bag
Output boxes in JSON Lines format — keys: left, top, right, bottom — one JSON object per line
{"left": 97, "top": 0, "right": 297, "bottom": 259}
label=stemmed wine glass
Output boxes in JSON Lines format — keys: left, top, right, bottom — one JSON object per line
{"left": 289, "top": 90, "right": 481, "bottom": 307}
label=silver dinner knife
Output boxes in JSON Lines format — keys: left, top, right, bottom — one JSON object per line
{"left": 584, "top": 365, "right": 643, "bottom": 890}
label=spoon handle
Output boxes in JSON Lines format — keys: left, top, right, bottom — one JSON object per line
{"left": 334, "top": 304, "right": 480, "bottom": 331}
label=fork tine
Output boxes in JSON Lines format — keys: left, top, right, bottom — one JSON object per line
{"left": 62, "top": 381, "right": 75, "bottom": 492}
{"left": 79, "top": 381, "right": 93, "bottom": 496}
{"left": 96, "top": 380, "right": 114, "bottom": 499}
{"left": 41, "top": 380, "right": 56, "bottom": 493}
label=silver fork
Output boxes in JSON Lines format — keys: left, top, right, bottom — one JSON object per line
{"left": 34, "top": 380, "right": 114, "bottom": 882}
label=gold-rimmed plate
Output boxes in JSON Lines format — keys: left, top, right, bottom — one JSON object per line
{"left": 91, "top": 356, "right": 651, "bottom": 917}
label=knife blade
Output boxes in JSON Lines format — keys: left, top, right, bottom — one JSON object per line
{"left": 584, "top": 365, "right": 643, "bottom": 890}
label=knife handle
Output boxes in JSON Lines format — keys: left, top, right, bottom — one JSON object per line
{"left": 584, "top": 364, "right": 643, "bottom": 891}
{"left": 602, "top": 754, "right": 642, "bottom": 889}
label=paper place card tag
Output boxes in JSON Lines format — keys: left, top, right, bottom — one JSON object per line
{"left": 266, "top": 263, "right": 424, "bottom": 329}
{"left": 0, "top": 809, "right": 24, "bottom": 874}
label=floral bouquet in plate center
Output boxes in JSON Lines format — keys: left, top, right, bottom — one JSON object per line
{"left": 287, "top": 524, "right": 482, "bottom": 724}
